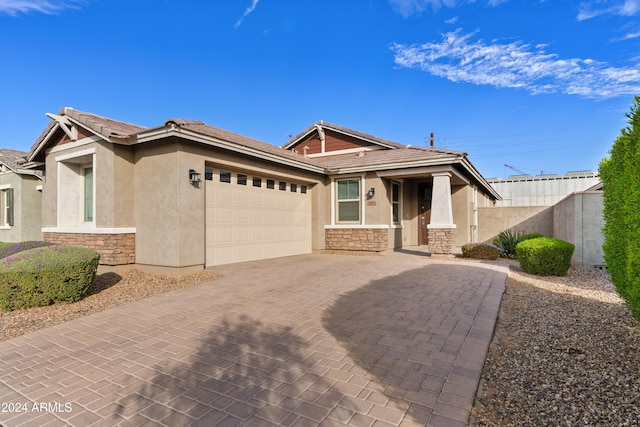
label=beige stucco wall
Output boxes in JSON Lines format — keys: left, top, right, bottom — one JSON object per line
{"left": 42, "top": 140, "right": 129, "bottom": 229}
{"left": 133, "top": 138, "right": 326, "bottom": 268}
{"left": 554, "top": 192, "right": 604, "bottom": 268}
{"left": 478, "top": 205, "right": 554, "bottom": 243}
{"left": 451, "top": 184, "right": 471, "bottom": 247}
{"left": 0, "top": 172, "right": 42, "bottom": 242}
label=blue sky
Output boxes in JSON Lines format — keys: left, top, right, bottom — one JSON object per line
{"left": 1, "top": 0, "right": 639, "bottom": 178}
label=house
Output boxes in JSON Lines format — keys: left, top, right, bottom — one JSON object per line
{"left": 0, "top": 149, "right": 42, "bottom": 242}
{"left": 26, "top": 107, "right": 499, "bottom": 273}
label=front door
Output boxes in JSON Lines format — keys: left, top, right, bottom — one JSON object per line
{"left": 418, "top": 182, "right": 432, "bottom": 245}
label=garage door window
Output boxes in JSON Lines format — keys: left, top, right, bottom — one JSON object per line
{"left": 220, "top": 170, "right": 231, "bottom": 183}
{"left": 337, "top": 179, "right": 360, "bottom": 222}
{"left": 237, "top": 174, "right": 247, "bottom": 185}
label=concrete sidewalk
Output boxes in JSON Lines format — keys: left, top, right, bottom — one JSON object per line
{"left": 0, "top": 254, "right": 507, "bottom": 427}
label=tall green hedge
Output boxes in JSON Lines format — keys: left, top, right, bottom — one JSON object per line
{"left": 599, "top": 95, "right": 640, "bottom": 321}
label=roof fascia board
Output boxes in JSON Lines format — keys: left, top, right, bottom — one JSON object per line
{"left": 306, "top": 146, "right": 384, "bottom": 158}
{"left": 456, "top": 157, "right": 502, "bottom": 200}
{"left": 135, "top": 127, "right": 326, "bottom": 174}
{"left": 28, "top": 122, "right": 60, "bottom": 162}
{"left": 329, "top": 156, "right": 460, "bottom": 175}
{"left": 45, "top": 134, "right": 103, "bottom": 156}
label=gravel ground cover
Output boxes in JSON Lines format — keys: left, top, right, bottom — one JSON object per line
{"left": 471, "top": 260, "right": 640, "bottom": 426}
{"left": 0, "top": 269, "right": 220, "bottom": 341}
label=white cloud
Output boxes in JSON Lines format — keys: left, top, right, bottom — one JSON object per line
{"left": 391, "top": 29, "right": 640, "bottom": 98}
{"left": 234, "top": 0, "right": 260, "bottom": 28}
{"left": 0, "top": 0, "right": 82, "bottom": 15}
{"left": 389, "top": 0, "right": 506, "bottom": 17}
{"left": 577, "top": 0, "right": 640, "bottom": 20}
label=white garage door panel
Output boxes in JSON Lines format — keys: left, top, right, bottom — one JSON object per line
{"left": 206, "top": 171, "right": 311, "bottom": 267}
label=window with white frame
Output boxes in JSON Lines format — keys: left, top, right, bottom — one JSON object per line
{"left": 337, "top": 179, "right": 360, "bottom": 222}
{"left": 0, "top": 187, "right": 14, "bottom": 227}
{"left": 84, "top": 166, "right": 93, "bottom": 222}
{"left": 392, "top": 181, "right": 401, "bottom": 223}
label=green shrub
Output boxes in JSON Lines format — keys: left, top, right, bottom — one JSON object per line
{"left": 522, "top": 233, "right": 544, "bottom": 241}
{"left": 461, "top": 243, "right": 502, "bottom": 260}
{"left": 599, "top": 96, "right": 640, "bottom": 321}
{"left": 0, "top": 241, "right": 53, "bottom": 260}
{"left": 0, "top": 245, "right": 100, "bottom": 311}
{"left": 492, "top": 229, "right": 525, "bottom": 258}
{"left": 516, "top": 237, "right": 575, "bottom": 276}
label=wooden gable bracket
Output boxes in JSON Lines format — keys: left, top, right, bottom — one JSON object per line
{"left": 46, "top": 113, "right": 78, "bottom": 141}
{"left": 315, "top": 124, "right": 326, "bottom": 154}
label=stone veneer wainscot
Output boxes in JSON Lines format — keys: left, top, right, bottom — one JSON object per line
{"left": 325, "top": 228, "right": 388, "bottom": 252}
{"left": 43, "top": 232, "right": 135, "bottom": 265}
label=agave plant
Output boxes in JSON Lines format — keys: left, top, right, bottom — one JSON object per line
{"left": 493, "top": 229, "right": 525, "bottom": 258}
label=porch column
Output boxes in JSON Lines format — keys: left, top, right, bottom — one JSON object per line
{"left": 427, "top": 172, "right": 456, "bottom": 254}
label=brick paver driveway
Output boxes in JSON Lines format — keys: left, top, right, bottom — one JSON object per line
{"left": 0, "top": 253, "right": 507, "bottom": 427}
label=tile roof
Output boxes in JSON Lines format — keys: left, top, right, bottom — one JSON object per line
{"left": 27, "top": 108, "right": 475, "bottom": 177}
{"left": 157, "top": 119, "right": 327, "bottom": 170}
{"left": 0, "top": 148, "right": 42, "bottom": 177}
{"left": 0, "top": 148, "right": 29, "bottom": 170}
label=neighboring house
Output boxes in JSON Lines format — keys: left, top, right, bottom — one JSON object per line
{"left": 0, "top": 149, "right": 42, "bottom": 242}
{"left": 487, "top": 171, "right": 601, "bottom": 207}
{"left": 26, "top": 107, "right": 500, "bottom": 273}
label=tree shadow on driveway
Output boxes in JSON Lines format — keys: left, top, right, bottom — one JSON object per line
{"left": 113, "top": 314, "right": 354, "bottom": 426}
{"left": 322, "top": 262, "right": 506, "bottom": 426}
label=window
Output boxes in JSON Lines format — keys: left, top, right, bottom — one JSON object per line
{"left": 205, "top": 168, "right": 213, "bottom": 181}
{"left": 220, "top": 170, "right": 231, "bottom": 183}
{"left": 253, "top": 177, "right": 262, "bottom": 187}
{"left": 290, "top": 183, "right": 297, "bottom": 193}
{"left": 266, "top": 179, "right": 275, "bottom": 189}
{"left": 279, "top": 181, "right": 287, "bottom": 191}
{"left": 392, "top": 181, "right": 400, "bottom": 223}
{"left": 337, "top": 179, "right": 360, "bottom": 222}
{"left": 84, "top": 167, "right": 93, "bottom": 222}
{"left": 0, "top": 188, "right": 13, "bottom": 227}
{"left": 301, "top": 185, "right": 307, "bottom": 194}
{"left": 237, "top": 174, "right": 247, "bottom": 185}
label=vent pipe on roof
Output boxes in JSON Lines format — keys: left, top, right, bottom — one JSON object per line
{"left": 430, "top": 132, "right": 434, "bottom": 147}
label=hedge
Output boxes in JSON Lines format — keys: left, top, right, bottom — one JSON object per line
{"left": 599, "top": 96, "right": 640, "bottom": 321}
{"left": 461, "top": 243, "right": 502, "bottom": 260}
{"left": 516, "top": 237, "right": 575, "bottom": 276}
{"left": 0, "top": 245, "right": 100, "bottom": 311}
{"left": 0, "top": 241, "right": 53, "bottom": 260}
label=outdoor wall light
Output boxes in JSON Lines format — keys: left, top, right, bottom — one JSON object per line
{"left": 368, "top": 187, "right": 375, "bottom": 198}
{"left": 189, "top": 169, "right": 201, "bottom": 184}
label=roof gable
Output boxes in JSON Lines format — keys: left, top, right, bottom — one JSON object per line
{"left": 283, "top": 121, "right": 406, "bottom": 156}
{"left": 0, "top": 148, "right": 42, "bottom": 178}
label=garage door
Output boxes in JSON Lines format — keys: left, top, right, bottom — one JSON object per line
{"left": 205, "top": 167, "right": 311, "bottom": 266}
